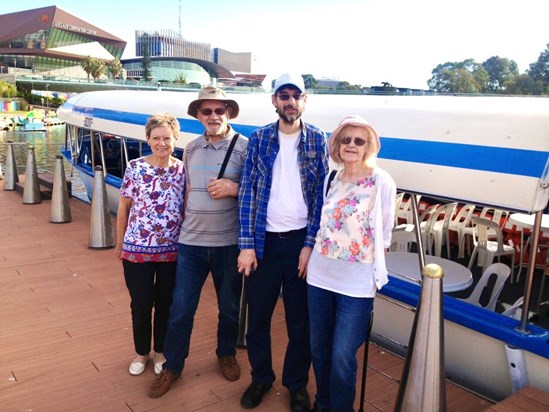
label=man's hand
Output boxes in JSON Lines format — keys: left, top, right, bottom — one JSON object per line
{"left": 207, "top": 178, "right": 238, "bottom": 199}
{"left": 297, "top": 246, "right": 313, "bottom": 279}
{"left": 238, "top": 249, "right": 258, "bottom": 277}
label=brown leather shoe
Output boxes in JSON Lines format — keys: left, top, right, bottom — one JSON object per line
{"left": 148, "top": 368, "right": 180, "bottom": 399}
{"left": 218, "top": 355, "right": 240, "bottom": 381}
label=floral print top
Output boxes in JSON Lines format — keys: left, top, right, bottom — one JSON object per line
{"left": 314, "top": 174, "right": 377, "bottom": 263}
{"left": 119, "top": 157, "right": 185, "bottom": 263}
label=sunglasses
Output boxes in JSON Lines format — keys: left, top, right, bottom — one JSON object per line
{"left": 340, "top": 136, "right": 367, "bottom": 146}
{"left": 277, "top": 93, "right": 304, "bottom": 101}
{"left": 199, "top": 107, "right": 227, "bottom": 116}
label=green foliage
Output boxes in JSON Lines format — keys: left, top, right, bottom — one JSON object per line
{"left": 106, "top": 58, "right": 123, "bottom": 79}
{"left": 428, "top": 44, "right": 549, "bottom": 95}
{"left": 527, "top": 43, "right": 549, "bottom": 91}
{"left": 504, "top": 74, "right": 545, "bottom": 95}
{"left": 80, "top": 55, "right": 94, "bottom": 81}
{"left": 482, "top": 56, "right": 519, "bottom": 92}
{"left": 0, "top": 80, "right": 18, "bottom": 97}
{"left": 302, "top": 74, "right": 318, "bottom": 89}
{"left": 428, "top": 59, "right": 488, "bottom": 93}
{"left": 141, "top": 35, "right": 152, "bottom": 82}
{"left": 173, "top": 73, "right": 187, "bottom": 84}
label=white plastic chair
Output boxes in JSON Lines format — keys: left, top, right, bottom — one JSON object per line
{"left": 390, "top": 228, "right": 415, "bottom": 252}
{"left": 448, "top": 204, "right": 476, "bottom": 259}
{"left": 394, "top": 192, "right": 405, "bottom": 226}
{"left": 464, "top": 207, "right": 509, "bottom": 255}
{"left": 460, "top": 262, "right": 511, "bottom": 311}
{"left": 394, "top": 203, "right": 440, "bottom": 254}
{"left": 429, "top": 202, "right": 458, "bottom": 258}
{"left": 501, "top": 297, "right": 524, "bottom": 320}
{"left": 396, "top": 194, "right": 423, "bottom": 224}
{"left": 467, "top": 217, "right": 515, "bottom": 275}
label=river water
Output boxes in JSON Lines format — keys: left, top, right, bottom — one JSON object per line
{"left": 0, "top": 125, "right": 86, "bottom": 199}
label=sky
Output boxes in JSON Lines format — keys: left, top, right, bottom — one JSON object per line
{"left": 3, "top": 0, "right": 549, "bottom": 89}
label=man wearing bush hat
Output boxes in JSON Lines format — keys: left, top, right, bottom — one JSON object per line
{"left": 237, "top": 73, "right": 329, "bottom": 411}
{"left": 149, "top": 86, "right": 247, "bottom": 398}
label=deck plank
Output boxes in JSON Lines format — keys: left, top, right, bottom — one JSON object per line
{"left": 0, "top": 186, "right": 496, "bottom": 411}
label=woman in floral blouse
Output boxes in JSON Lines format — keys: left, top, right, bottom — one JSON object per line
{"left": 115, "top": 113, "right": 185, "bottom": 377}
{"left": 307, "top": 115, "right": 396, "bottom": 412}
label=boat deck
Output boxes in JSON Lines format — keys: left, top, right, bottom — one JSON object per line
{"left": 0, "top": 181, "right": 510, "bottom": 411}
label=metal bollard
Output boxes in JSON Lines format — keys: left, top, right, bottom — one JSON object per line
{"left": 22, "top": 145, "right": 42, "bottom": 204}
{"left": 88, "top": 165, "right": 114, "bottom": 248}
{"left": 394, "top": 263, "right": 446, "bottom": 412}
{"left": 3, "top": 140, "right": 19, "bottom": 190}
{"left": 50, "top": 155, "right": 72, "bottom": 223}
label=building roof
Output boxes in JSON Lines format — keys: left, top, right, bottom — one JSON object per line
{"left": 0, "top": 6, "right": 126, "bottom": 60}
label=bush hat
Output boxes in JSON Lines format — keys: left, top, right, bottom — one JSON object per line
{"left": 187, "top": 86, "right": 240, "bottom": 119}
{"left": 330, "top": 115, "right": 381, "bottom": 154}
{"left": 273, "top": 73, "right": 306, "bottom": 94}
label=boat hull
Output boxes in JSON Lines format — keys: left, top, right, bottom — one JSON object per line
{"left": 373, "top": 277, "right": 549, "bottom": 401}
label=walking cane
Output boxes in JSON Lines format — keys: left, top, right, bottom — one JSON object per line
{"left": 358, "top": 311, "right": 374, "bottom": 412}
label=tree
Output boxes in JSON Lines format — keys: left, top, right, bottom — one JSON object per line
{"left": 106, "top": 58, "right": 123, "bottom": 79}
{"left": 173, "top": 73, "right": 187, "bottom": 84}
{"left": 141, "top": 34, "right": 152, "bottom": 82}
{"left": 482, "top": 56, "right": 519, "bottom": 93}
{"left": 428, "top": 59, "right": 488, "bottom": 93}
{"left": 504, "top": 74, "right": 545, "bottom": 95}
{"left": 90, "top": 59, "right": 106, "bottom": 80}
{"left": 80, "top": 55, "right": 94, "bottom": 81}
{"left": 0, "top": 79, "right": 17, "bottom": 98}
{"left": 302, "top": 74, "right": 318, "bottom": 89}
{"left": 527, "top": 43, "right": 549, "bottom": 93}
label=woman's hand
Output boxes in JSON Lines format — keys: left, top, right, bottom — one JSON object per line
{"left": 298, "top": 246, "right": 313, "bottom": 279}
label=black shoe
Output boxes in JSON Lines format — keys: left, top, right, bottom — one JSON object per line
{"left": 290, "top": 388, "right": 311, "bottom": 412}
{"left": 240, "top": 382, "right": 272, "bottom": 409}
{"left": 310, "top": 402, "right": 331, "bottom": 412}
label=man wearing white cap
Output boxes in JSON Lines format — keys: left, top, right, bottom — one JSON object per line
{"left": 237, "top": 73, "right": 329, "bottom": 410}
{"left": 149, "top": 86, "right": 247, "bottom": 398}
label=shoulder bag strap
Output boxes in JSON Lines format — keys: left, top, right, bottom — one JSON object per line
{"left": 325, "top": 169, "right": 337, "bottom": 198}
{"left": 217, "top": 133, "right": 240, "bottom": 179}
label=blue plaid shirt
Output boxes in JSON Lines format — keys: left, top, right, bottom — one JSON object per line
{"left": 238, "top": 120, "right": 329, "bottom": 259}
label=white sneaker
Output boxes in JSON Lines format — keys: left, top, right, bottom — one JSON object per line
{"left": 129, "top": 356, "right": 148, "bottom": 376}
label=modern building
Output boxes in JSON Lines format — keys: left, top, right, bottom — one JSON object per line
{"left": 213, "top": 48, "right": 251, "bottom": 73}
{"left": 0, "top": 6, "right": 126, "bottom": 77}
{"left": 135, "top": 30, "right": 211, "bottom": 61}
{"left": 122, "top": 56, "right": 234, "bottom": 86}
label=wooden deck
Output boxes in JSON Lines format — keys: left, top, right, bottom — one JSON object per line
{"left": 0, "top": 182, "right": 496, "bottom": 411}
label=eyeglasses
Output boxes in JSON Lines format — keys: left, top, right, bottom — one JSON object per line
{"left": 199, "top": 107, "right": 227, "bottom": 116}
{"left": 277, "top": 92, "right": 304, "bottom": 101}
{"left": 340, "top": 136, "right": 367, "bottom": 146}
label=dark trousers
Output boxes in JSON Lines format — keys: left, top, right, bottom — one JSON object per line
{"left": 245, "top": 229, "right": 311, "bottom": 391}
{"left": 122, "top": 260, "right": 176, "bottom": 356}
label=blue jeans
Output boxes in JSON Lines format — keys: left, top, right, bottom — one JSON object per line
{"left": 308, "top": 284, "right": 373, "bottom": 412}
{"left": 163, "top": 244, "right": 243, "bottom": 375}
{"left": 245, "top": 230, "right": 311, "bottom": 391}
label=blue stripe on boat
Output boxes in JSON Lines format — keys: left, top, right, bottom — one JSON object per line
{"left": 69, "top": 105, "right": 549, "bottom": 179}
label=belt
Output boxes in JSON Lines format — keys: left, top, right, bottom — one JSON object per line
{"left": 265, "top": 227, "right": 307, "bottom": 239}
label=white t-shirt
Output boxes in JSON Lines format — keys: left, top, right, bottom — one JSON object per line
{"left": 266, "top": 130, "right": 308, "bottom": 232}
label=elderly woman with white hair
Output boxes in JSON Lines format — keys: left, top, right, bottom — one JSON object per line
{"left": 307, "top": 115, "right": 396, "bottom": 412}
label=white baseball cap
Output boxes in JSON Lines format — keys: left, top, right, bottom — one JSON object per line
{"left": 273, "top": 73, "right": 306, "bottom": 93}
